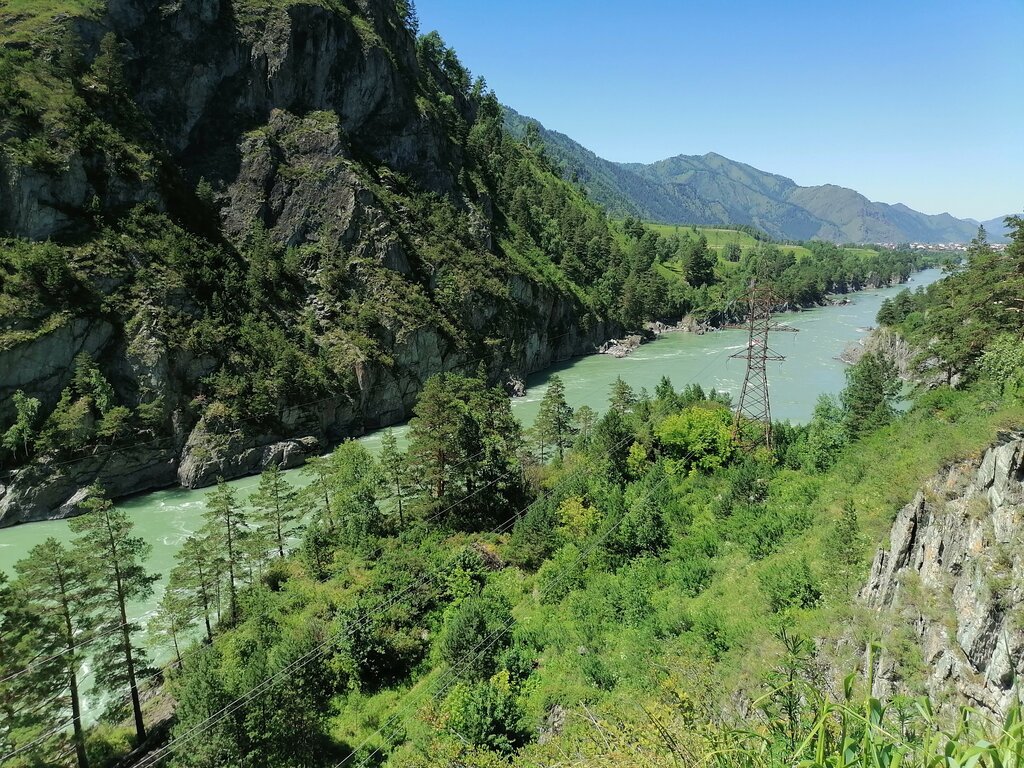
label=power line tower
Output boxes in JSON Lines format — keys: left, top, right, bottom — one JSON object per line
{"left": 728, "top": 279, "right": 797, "bottom": 450}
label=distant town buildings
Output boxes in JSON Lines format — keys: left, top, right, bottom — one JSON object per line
{"left": 872, "top": 242, "right": 1008, "bottom": 252}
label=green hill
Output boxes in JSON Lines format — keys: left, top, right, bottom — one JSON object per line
{"left": 504, "top": 107, "right": 983, "bottom": 245}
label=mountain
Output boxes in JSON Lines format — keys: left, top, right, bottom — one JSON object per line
{"left": 979, "top": 215, "right": 1018, "bottom": 243}
{"left": 505, "top": 107, "right": 983, "bottom": 244}
{"left": 0, "top": 0, "right": 630, "bottom": 522}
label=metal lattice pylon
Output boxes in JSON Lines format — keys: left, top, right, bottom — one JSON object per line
{"left": 729, "top": 279, "right": 797, "bottom": 450}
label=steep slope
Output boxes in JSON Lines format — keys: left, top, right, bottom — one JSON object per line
{"left": 630, "top": 152, "right": 842, "bottom": 241}
{"left": 0, "top": 0, "right": 629, "bottom": 523}
{"left": 503, "top": 106, "right": 720, "bottom": 224}
{"left": 505, "top": 109, "right": 982, "bottom": 244}
{"left": 861, "top": 433, "right": 1024, "bottom": 717}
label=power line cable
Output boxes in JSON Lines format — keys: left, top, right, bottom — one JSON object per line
{"left": 131, "top": 431, "right": 640, "bottom": 767}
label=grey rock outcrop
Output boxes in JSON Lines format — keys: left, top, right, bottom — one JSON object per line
{"left": 0, "top": 0, "right": 621, "bottom": 526}
{"left": 859, "top": 433, "right": 1024, "bottom": 717}
{"left": 598, "top": 334, "right": 644, "bottom": 358}
{"left": 176, "top": 430, "right": 321, "bottom": 488}
{"left": 0, "top": 445, "right": 178, "bottom": 527}
{"left": 0, "top": 318, "right": 116, "bottom": 425}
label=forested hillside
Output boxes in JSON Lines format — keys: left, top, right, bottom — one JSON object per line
{"left": 2, "top": 218, "right": 1020, "bottom": 768}
{"left": 504, "top": 107, "right": 1000, "bottom": 244}
{"left": 0, "top": 0, "right": 942, "bottom": 526}
{"left": 0, "top": 0, "right": 663, "bottom": 520}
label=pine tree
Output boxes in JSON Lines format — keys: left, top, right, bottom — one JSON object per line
{"left": 573, "top": 405, "right": 598, "bottom": 449}
{"left": 533, "top": 375, "right": 576, "bottom": 461}
{"left": 408, "top": 373, "right": 467, "bottom": 499}
{"left": 803, "top": 395, "right": 847, "bottom": 471}
{"left": 829, "top": 500, "right": 866, "bottom": 590}
{"left": 407, "top": 372, "right": 522, "bottom": 523}
{"left": 840, "top": 351, "right": 900, "bottom": 436}
{"left": 1, "top": 571, "right": 67, "bottom": 765}
{"left": 299, "top": 455, "right": 336, "bottom": 524}
{"left": 202, "top": 479, "right": 248, "bottom": 622}
{"left": 248, "top": 464, "right": 299, "bottom": 558}
{"left": 72, "top": 486, "right": 159, "bottom": 743}
{"left": 609, "top": 377, "right": 637, "bottom": 414}
{"left": 378, "top": 429, "right": 409, "bottom": 528}
{"left": 13, "top": 539, "right": 99, "bottom": 768}
{"left": 683, "top": 234, "right": 716, "bottom": 287}
{"left": 239, "top": 525, "right": 274, "bottom": 584}
{"left": 330, "top": 441, "right": 382, "bottom": 549}
{"left": 90, "top": 32, "right": 126, "bottom": 95}
{"left": 170, "top": 537, "right": 217, "bottom": 642}
{"left": 1, "top": 390, "right": 40, "bottom": 460}
{"left": 149, "top": 587, "right": 192, "bottom": 669}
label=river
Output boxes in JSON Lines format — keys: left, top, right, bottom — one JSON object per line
{"left": 0, "top": 268, "right": 940, "bottom": 709}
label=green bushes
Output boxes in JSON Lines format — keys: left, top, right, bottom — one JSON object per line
{"left": 438, "top": 593, "right": 513, "bottom": 682}
{"left": 656, "top": 403, "right": 735, "bottom": 473}
{"left": 758, "top": 556, "right": 821, "bottom": 613}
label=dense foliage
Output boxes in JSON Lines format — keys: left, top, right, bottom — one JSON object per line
{"left": 2, "top": 1, "right": 1022, "bottom": 765}
{"left": 877, "top": 220, "right": 1024, "bottom": 388}
{"left": 5, "top": 266, "right": 1022, "bottom": 766}
{"left": 0, "top": 14, "right": 940, "bottom": 473}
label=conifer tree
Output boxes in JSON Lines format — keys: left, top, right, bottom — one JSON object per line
{"left": 13, "top": 539, "right": 98, "bottom": 768}
{"left": 408, "top": 374, "right": 466, "bottom": 499}
{"left": 248, "top": 463, "right": 299, "bottom": 558}
{"left": 72, "top": 486, "right": 159, "bottom": 743}
{"left": 170, "top": 537, "right": 217, "bottom": 642}
{"left": 840, "top": 351, "right": 900, "bottom": 436}
{"left": 378, "top": 429, "right": 409, "bottom": 527}
{"left": 609, "top": 377, "right": 637, "bottom": 414}
{"left": 1, "top": 390, "right": 40, "bottom": 460}
{"left": 533, "top": 375, "right": 576, "bottom": 461}
{"left": 330, "top": 441, "right": 382, "bottom": 548}
{"left": 239, "top": 525, "right": 274, "bottom": 584}
{"left": 299, "top": 455, "right": 336, "bottom": 524}
{"left": 0, "top": 571, "right": 66, "bottom": 765}
{"left": 149, "top": 587, "right": 192, "bottom": 669}
{"left": 408, "top": 372, "right": 522, "bottom": 509}
{"left": 829, "top": 500, "right": 866, "bottom": 590}
{"left": 573, "top": 405, "right": 598, "bottom": 449}
{"left": 202, "top": 479, "right": 248, "bottom": 622}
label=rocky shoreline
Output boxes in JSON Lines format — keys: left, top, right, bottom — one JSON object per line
{"left": 598, "top": 275, "right": 911, "bottom": 360}
{"left": 0, "top": 274, "right": 921, "bottom": 527}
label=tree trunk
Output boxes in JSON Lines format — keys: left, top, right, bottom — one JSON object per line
{"left": 225, "top": 512, "right": 237, "bottom": 622}
{"left": 105, "top": 517, "right": 146, "bottom": 742}
{"left": 395, "top": 477, "right": 404, "bottom": 528}
{"left": 57, "top": 576, "right": 88, "bottom": 768}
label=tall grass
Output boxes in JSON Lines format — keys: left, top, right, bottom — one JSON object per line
{"left": 698, "top": 650, "right": 1022, "bottom": 768}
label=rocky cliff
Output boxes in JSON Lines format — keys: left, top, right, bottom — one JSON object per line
{"left": 859, "top": 433, "right": 1024, "bottom": 718}
{"left": 0, "top": 0, "right": 625, "bottom": 524}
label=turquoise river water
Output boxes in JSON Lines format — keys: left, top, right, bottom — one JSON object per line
{"left": 0, "top": 268, "right": 941, "bottom": 708}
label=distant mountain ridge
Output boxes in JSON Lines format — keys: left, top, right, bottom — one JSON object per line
{"left": 504, "top": 107, "right": 1011, "bottom": 244}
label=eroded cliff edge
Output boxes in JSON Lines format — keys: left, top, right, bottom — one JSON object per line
{"left": 859, "top": 432, "right": 1024, "bottom": 717}
{"left": 0, "top": 0, "right": 622, "bottom": 524}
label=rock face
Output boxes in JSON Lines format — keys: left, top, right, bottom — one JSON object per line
{"left": 598, "top": 334, "right": 645, "bottom": 358}
{"left": 839, "top": 326, "right": 959, "bottom": 388}
{"left": 859, "top": 433, "right": 1024, "bottom": 718}
{"left": 0, "top": 0, "right": 622, "bottom": 526}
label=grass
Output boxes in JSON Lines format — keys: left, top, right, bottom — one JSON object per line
{"left": 0, "top": 0, "right": 103, "bottom": 44}
{"left": 647, "top": 223, "right": 765, "bottom": 251}
{"left": 643, "top": 223, "right": 888, "bottom": 263}
{"left": 686, "top": 388, "right": 1024, "bottom": 696}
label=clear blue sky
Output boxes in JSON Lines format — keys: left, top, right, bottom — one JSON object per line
{"left": 415, "top": 0, "right": 1023, "bottom": 221}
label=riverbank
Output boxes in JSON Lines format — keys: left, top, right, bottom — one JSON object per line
{"left": 598, "top": 272, "right": 917, "bottom": 360}
{"left": 0, "top": 270, "right": 938, "bottom": 530}
{"left": 0, "top": 268, "right": 944, "bottom": 725}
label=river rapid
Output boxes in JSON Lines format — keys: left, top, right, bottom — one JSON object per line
{"left": 0, "top": 268, "right": 941, "bottom": 704}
